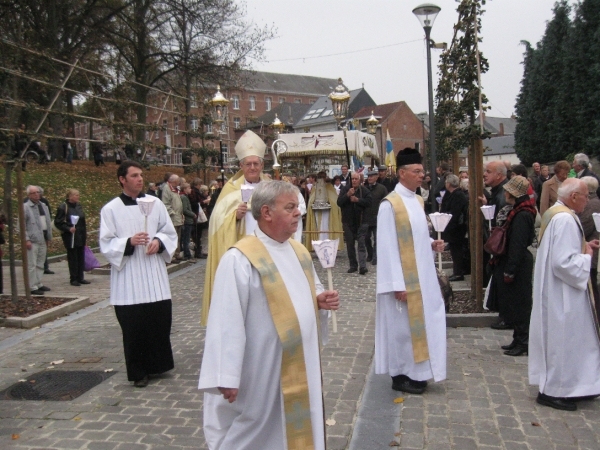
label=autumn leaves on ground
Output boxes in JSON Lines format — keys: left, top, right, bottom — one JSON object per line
{"left": 0, "top": 160, "right": 187, "bottom": 258}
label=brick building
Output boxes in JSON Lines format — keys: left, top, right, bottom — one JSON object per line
{"left": 353, "top": 101, "right": 427, "bottom": 164}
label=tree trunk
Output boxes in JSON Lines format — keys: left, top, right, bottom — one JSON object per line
{"left": 4, "top": 159, "right": 18, "bottom": 303}
{"left": 468, "top": 138, "right": 484, "bottom": 310}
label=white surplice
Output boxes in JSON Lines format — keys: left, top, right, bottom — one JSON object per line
{"left": 529, "top": 202, "right": 600, "bottom": 397}
{"left": 198, "top": 227, "right": 329, "bottom": 450}
{"left": 375, "top": 183, "right": 447, "bottom": 382}
{"left": 99, "top": 195, "right": 177, "bottom": 305}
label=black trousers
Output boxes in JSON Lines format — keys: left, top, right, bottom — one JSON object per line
{"left": 364, "top": 224, "right": 377, "bottom": 263}
{"left": 343, "top": 222, "right": 368, "bottom": 270}
{"left": 114, "top": 300, "right": 174, "bottom": 381}
{"left": 66, "top": 245, "right": 85, "bottom": 282}
{"left": 449, "top": 239, "right": 467, "bottom": 277}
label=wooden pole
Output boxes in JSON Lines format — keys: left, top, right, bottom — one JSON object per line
{"left": 15, "top": 163, "right": 31, "bottom": 299}
{"left": 468, "top": 138, "right": 484, "bottom": 310}
{"left": 4, "top": 159, "right": 18, "bottom": 303}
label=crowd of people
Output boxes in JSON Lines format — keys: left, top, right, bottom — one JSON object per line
{"left": 8, "top": 128, "right": 600, "bottom": 450}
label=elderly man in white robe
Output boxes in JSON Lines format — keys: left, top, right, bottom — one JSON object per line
{"left": 375, "top": 148, "right": 447, "bottom": 394}
{"left": 529, "top": 177, "right": 600, "bottom": 411}
{"left": 100, "top": 160, "right": 178, "bottom": 388}
{"left": 199, "top": 181, "right": 339, "bottom": 450}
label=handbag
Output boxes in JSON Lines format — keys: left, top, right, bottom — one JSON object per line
{"left": 84, "top": 246, "right": 101, "bottom": 271}
{"left": 197, "top": 208, "right": 208, "bottom": 224}
{"left": 484, "top": 225, "right": 508, "bottom": 256}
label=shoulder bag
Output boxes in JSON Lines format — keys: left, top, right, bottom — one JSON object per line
{"left": 484, "top": 225, "right": 508, "bottom": 256}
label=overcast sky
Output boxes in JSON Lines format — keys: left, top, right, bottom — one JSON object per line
{"left": 245, "top": 0, "right": 577, "bottom": 119}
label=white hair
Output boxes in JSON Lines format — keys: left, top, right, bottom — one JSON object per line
{"left": 574, "top": 153, "right": 590, "bottom": 167}
{"left": 250, "top": 181, "right": 298, "bottom": 220}
{"left": 557, "top": 178, "right": 584, "bottom": 200}
{"left": 581, "top": 176, "right": 598, "bottom": 192}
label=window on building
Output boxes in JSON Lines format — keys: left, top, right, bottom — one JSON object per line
{"left": 153, "top": 100, "right": 158, "bottom": 115}
{"left": 155, "top": 122, "right": 159, "bottom": 139}
{"left": 206, "top": 123, "right": 213, "bottom": 134}
{"left": 174, "top": 117, "right": 179, "bottom": 135}
{"left": 249, "top": 96, "right": 256, "bottom": 111}
{"left": 232, "top": 94, "right": 240, "bottom": 110}
{"left": 233, "top": 117, "right": 241, "bottom": 129}
{"left": 279, "top": 97, "right": 286, "bottom": 104}
{"left": 266, "top": 97, "right": 272, "bottom": 111}
{"left": 309, "top": 99, "right": 316, "bottom": 105}
{"left": 163, "top": 119, "right": 168, "bottom": 137}
{"left": 191, "top": 118, "right": 198, "bottom": 131}
{"left": 190, "top": 95, "right": 197, "bottom": 108}
{"left": 294, "top": 99, "right": 301, "bottom": 104}
{"left": 145, "top": 131, "right": 150, "bottom": 141}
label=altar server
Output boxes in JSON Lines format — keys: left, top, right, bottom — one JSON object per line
{"left": 100, "top": 161, "right": 178, "bottom": 388}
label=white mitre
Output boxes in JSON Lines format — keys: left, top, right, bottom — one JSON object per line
{"left": 235, "top": 130, "right": 266, "bottom": 161}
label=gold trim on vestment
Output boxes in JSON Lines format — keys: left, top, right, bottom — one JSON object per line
{"left": 384, "top": 191, "right": 430, "bottom": 363}
{"left": 234, "top": 235, "right": 320, "bottom": 450}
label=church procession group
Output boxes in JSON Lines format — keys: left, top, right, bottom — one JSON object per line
{"left": 98, "top": 129, "right": 600, "bottom": 449}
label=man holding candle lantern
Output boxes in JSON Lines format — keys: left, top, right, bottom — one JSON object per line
{"left": 375, "top": 148, "right": 446, "bottom": 395}
{"left": 199, "top": 181, "right": 339, "bottom": 449}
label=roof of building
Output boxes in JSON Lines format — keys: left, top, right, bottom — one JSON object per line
{"left": 243, "top": 71, "right": 338, "bottom": 96}
{"left": 248, "top": 102, "right": 311, "bottom": 129}
{"left": 459, "top": 135, "right": 515, "bottom": 156}
{"left": 293, "top": 88, "right": 374, "bottom": 128}
{"left": 353, "top": 102, "right": 403, "bottom": 122}
{"left": 478, "top": 115, "right": 517, "bottom": 135}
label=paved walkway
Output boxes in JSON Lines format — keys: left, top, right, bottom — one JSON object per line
{"left": 0, "top": 253, "right": 599, "bottom": 449}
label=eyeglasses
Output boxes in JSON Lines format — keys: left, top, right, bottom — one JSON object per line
{"left": 404, "top": 169, "right": 425, "bottom": 175}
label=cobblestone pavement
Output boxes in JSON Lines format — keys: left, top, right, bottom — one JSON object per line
{"left": 1, "top": 251, "right": 599, "bottom": 449}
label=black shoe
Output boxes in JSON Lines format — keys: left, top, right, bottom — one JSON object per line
{"left": 78, "top": 280, "right": 91, "bottom": 285}
{"left": 44, "top": 270, "right": 55, "bottom": 275}
{"left": 134, "top": 376, "right": 149, "bottom": 388}
{"left": 359, "top": 267, "right": 368, "bottom": 275}
{"left": 501, "top": 341, "right": 517, "bottom": 351}
{"left": 392, "top": 375, "right": 426, "bottom": 395}
{"left": 70, "top": 281, "right": 81, "bottom": 286}
{"left": 366, "top": 255, "right": 373, "bottom": 262}
{"left": 347, "top": 268, "right": 358, "bottom": 273}
{"left": 448, "top": 275, "right": 464, "bottom": 282}
{"left": 491, "top": 320, "right": 513, "bottom": 330}
{"left": 536, "top": 392, "right": 577, "bottom": 411}
{"left": 38, "top": 286, "right": 51, "bottom": 292}
{"left": 31, "top": 289, "right": 45, "bottom": 295}
{"left": 504, "top": 346, "right": 528, "bottom": 356}
{"left": 371, "top": 260, "right": 377, "bottom": 266}
{"left": 170, "top": 259, "right": 181, "bottom": 264}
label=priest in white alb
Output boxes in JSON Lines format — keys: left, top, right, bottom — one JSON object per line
{"left": 199, "top": 181, "right": 339, "bottom": 450}
{"left": 100, "top": 161, "right": 178, "bottom": 388}
{"left": 375, "top": 148, "right": 447, "bottom": 394}
{"left": 529, "top": 178, "right": 600, "bottom": 411}
{"left": 201, "top": 130, "right": 268, "bottom": 325}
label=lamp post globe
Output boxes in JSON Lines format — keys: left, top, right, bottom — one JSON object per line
{"left": 328, "top": 78, "right": 352, "bottom": 167}
{"left": 413, "top": 3, "right": 441, "bottom": 211}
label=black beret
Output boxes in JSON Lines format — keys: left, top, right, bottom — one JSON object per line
{"left": 396, "top": 147, "right": 422, "bottom": 167}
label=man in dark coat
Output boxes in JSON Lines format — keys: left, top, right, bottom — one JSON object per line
{"left": 479, "top": 161, "right": 509, "bottom": 329}
{"left": 337, "top": 172, "right": 372, "bottom": 275}
{"left": 440, "top": 174, "right": 468, "bottom": 281}
{"left": 378, "top": 165, "right": 397, "bottom": 193}
{"left": 573, "top": 153, "right": 600, "bottom": 198}
{"left": 364, "top": 170, "right": 388, "bottom": 266}
{"left": 430, "top": 162, "right": 451, "bottom": 212}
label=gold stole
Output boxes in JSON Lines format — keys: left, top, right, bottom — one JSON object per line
{"left": 384, "top": 191, "right": 430, "bottom": 363}
{"left": 538, "top": 205, "right": 600, "bottom": 343}
{"left": 233, "top": 236, "right": 320, "bottom": 450}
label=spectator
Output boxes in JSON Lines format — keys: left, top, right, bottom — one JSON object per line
{"left": 340, "top": 164, "right": 351, "bottom": 185}
{"left": 38, "top": 187, "right": 55, "bottom": 274}
{"left": 430, "top": 161, "right": 451, "bottom": 210}
{"left": 441, "top": 174, "right": 469, "bottom": 281}
{"left": 24, "top": 185, "right": 52, "bottom": 295}
{"left": 161, "top": 174, "right": 184, "bottom": 261}
{"left": 364, "top": 169, "right": 388, "bottom": 266}
{"left": 54, "top": 189, "right": 89, "bottom": 286}
{"left": 487, "top": 176, "right": 536, "bottom": 356}
{"left": 146, "top": 183, "right": 158, "bottom": 197}
{"left": 540, "top": 160, "right": 570, "bottom": 216}
{"left": 180, "top": 183, "right": 196, "bottom": 261}
{"left": 92, "top": 143, "right": 105, "bottom": 166}
{"left": 188, "top": 179, "right": 209, "bottom": 259}
{"left": 534, "top": 165, "right": 551, "bottom": 209}
{"left": 578, "top": 176, "right": 600, "bottom": 315}
{"left": 332, "top": 175, "right": 342, "bottom": 195}
{"left": 573, "top": 153, "right": 600, "bottom": 198}
{"left": 337, "top": 172, "right": 372, "bottom": 275}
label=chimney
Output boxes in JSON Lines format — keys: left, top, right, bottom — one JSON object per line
{"left": 499, "top": 123, "right": 504, "bottom": 136}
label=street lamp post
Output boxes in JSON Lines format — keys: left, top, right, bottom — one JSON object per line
{"left": 208, "top": 85, "right": 229, "bottom": 185}
{"left": 270, "top": 113, "right": 286, "bottom": 180}
{"left": 413, "top": 3, "right": 441, "bottom": 211}
{"left": 328, "top": 78, "right": 351, "bottom": 168}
